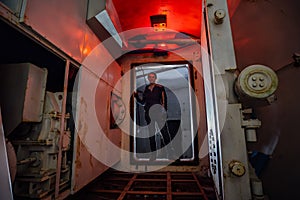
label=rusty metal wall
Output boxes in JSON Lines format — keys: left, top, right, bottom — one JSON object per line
{"left": 24, "top": 0, "right": 100, "bottom": 63}
{"left": 248, "top": 64, "right": 300, "bottom": 200}
{"left": 71, "top": 58, "right": 122, "bottom": 193}
{"left": 230, "top": 0, "right": 300, "bottom": 199}
{"left": 230, "top": 0, "right": 300, "bottom": 71}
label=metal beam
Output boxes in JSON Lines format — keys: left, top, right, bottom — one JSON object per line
{"left": 202, "top": 0, "right": 252, "bottom": 199}
{"left": 55, "top": 60, "right": 70, "bottom": 198}
{"left": 0, "top": 107, "right": 14, "bottom": 200}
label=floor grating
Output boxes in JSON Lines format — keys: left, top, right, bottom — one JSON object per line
{"left": 68, "top": 170, "right": 217, "bottom": 200}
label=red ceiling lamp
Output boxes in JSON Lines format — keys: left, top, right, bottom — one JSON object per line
{"left": 150, "top": 14, "right": 167, "bottom": 32}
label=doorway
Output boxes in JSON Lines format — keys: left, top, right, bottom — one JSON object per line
{"left": 132, "top": 63, "right": 197, "bottom": 163}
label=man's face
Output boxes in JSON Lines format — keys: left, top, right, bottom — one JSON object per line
{"left": 148, "top": 73, "right": 156, "bottom": 84}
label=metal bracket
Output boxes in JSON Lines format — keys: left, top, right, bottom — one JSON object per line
{"left": 242, "top": 109, "right": 261, "bottom": 142}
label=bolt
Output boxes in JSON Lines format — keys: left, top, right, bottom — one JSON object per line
{"left": 252, "top": 76, "right": 257, "bottom": 81}
{"left": 259, "top": 77, "right": 264, "bottom": 81}
{"left": 252, "top": 83, "right": 257, "bottom": 87}
{"left": 259, "top": 83, "right": 265, "bottom": 87}
{"left": 214, "top": 9, "right": 226, "bottom": 24}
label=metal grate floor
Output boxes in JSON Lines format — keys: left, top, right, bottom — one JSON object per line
{"left": 69, "top": 170, "right": 216, "bottom": 200}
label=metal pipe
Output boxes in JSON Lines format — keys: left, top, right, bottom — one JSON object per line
{"left": 128, "top": 38, "right": 200, "bottom": 45}
{"left": 17, "top": 157, "right": 37, "bottom": 165}
{"left": 55, "top": 59, "right": 70, "bottom": 198}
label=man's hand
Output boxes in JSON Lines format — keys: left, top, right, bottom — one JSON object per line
{"left": 133, "top": 91, "right": 137, "bottom": 97}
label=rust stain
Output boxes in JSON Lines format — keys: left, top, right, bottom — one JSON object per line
{"left": 79, "top": 97, "right": 88, "bottom": 143}
{"left": 73, "top": 137, "right": 82, "bottom": 191}
{"left": 73, "top": 97, "right": 92, "bottom": 190}
{"left": 75, "top": 137, "right": 82, "bottom": 170}
{"left": 89, "top": 154, "right": 94, "bottom": 168}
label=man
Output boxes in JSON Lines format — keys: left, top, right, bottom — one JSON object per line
{"left": 134, "top": 72, "right": 174, "bottom": 161}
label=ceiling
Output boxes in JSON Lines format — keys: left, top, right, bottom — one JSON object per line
{"left": 106, "top": 0, "right": 300, "bottom": 70}
{"left": 110, "top": 0, "right": 202, "bottom": 38}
